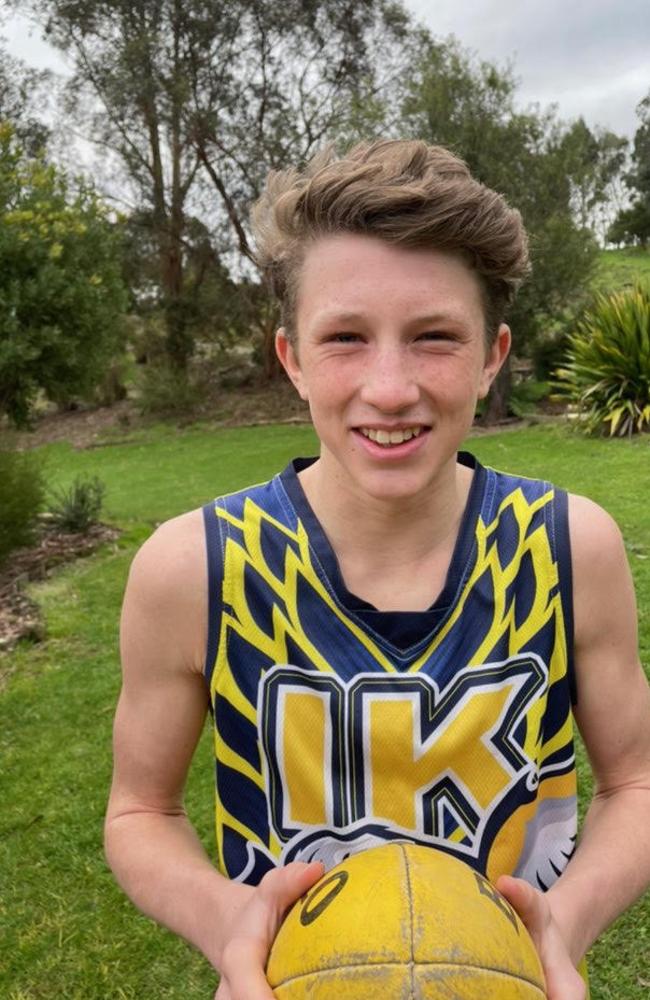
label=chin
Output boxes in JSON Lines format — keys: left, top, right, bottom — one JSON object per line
{"left": 352, "top": 468, "right": 439, "bottom": 504}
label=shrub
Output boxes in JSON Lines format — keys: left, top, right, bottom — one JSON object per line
{"left": 136, "top": 360, "right": 197, "bottom": 417}
{"left": 0, "top": 447, "right": 45, "bottom": 565}
{"left": 49, "top": 476, "right": 105, "bottom": 533}
{"left": 0, "top": 123, "right": 127, "bottom": 428}
{"left": 508, "top": 379, "right": 550, "bottom": 419}
{"left": 554, "top": 285, "right": 650, "bottom": 436}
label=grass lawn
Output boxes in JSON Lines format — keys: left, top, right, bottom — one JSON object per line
{"left": 594, "top": 247, "right": 650, "bottom": 294}
{"left": 1, "top": 420, "right": 649, "bottom": 999}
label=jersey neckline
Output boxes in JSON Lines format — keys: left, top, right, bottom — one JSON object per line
{"left": 278, "top": 450, "right": 488, "bottom": 626}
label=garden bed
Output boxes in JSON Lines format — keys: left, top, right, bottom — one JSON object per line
{"left": 0, "top": 520, "right": 120, "bottom": 652}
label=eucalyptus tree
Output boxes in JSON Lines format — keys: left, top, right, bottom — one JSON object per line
{"left": 0, "top": 43, "right": 52, "bottom": 155}
{"left": 609, "top": 92, "right": 650, "bottom": 247}
{"left": 14, "top": 0, "right": 409, "bottom": 370}
{"left": 398, "top": 37, "right": 624, "bottom": 419}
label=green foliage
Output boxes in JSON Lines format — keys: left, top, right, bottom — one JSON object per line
{"left": 0, "top": 446, "right": 45, "bottom": 565}
{"left": 609, "top": 92, "right": 650, "bottom": 247}
{"left": 135, "top": 360, "right": 198, "bottom": 417}
{"left": 48, "top": 475, "right": 105, "bottom": 532}
{"left": 0, "top": 44, "right": 51, "bottom": 156}
{"left": 530, "top": 307, "right": 578, "bottom": 381}
{"left": 556, "top": 117, "right": 627, "bottom": 234}
{"left": 0, "top": 123, "right": 128, "bottom": 427}
{"left": 14, "top": 0, "right": 410, "bottom": 369}
{"left": 398, "top": 37, "right": 603, "bottom": 378}
{"left": 122, "top": 212, "right": 265, "bottom": 358}
{"left": 507, "top": 379, "right": 550, "bottom": 418}
{"left": 608, "top": 201, "right": 650, "bottom": 248}
{"left": 555, "top": 285, "right": 650, "bottom": 436}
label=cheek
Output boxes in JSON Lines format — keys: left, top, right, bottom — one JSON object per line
{"left": 304, "top": 361, "right": 355, "bottom": 401}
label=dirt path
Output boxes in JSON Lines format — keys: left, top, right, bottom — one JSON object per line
{"left": 11, "top": 379, "right": 310, "bottom": 451}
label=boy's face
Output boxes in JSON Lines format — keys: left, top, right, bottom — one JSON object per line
{"left": 277, "top": 233, "right": 510, "bottom": 503}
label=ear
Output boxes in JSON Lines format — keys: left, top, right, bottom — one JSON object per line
{"left": 276, "top": 328, "right": 308, "bottom": 401}
{"left": 478, "top": 324, "right": 511, "bottom": 399}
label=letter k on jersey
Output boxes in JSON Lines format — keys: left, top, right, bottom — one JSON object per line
{"left": 260, "top": 655, "right": 548, "bottom": 865}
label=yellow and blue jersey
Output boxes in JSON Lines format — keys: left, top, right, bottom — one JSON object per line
{"left": 202, "top": 452, "right": 577, "bottom": 891}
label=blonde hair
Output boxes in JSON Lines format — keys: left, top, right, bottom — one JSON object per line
{"left": 252, "top": 139, "right": 530, "bottom": 343}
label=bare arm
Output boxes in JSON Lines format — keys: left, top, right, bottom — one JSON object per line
{"left": 105, "top": 511, "right": 236, "bottom": 968}
{"left": 546, "top": 495, "right": 650, "bottom": 957}
{"left": 105, "top": 512, "right": 322, "bottom": 995}
{"left": 499, "top": 495, "right": 650, "bottom": 997}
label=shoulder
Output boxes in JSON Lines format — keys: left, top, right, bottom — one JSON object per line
{"left": 122, "top": 507, "right": 208, "bottom": 675}
{"left": 566, "top": 492, "right": 638, "bottom": 678}
{"left": 567, "top": 492, "right": 628, "bottom": 582}
{"left": 565, "top": 495, "right": 649, "bottom": 787}
{"left": 130, "top": 507, "right": 206, "bottom": 580}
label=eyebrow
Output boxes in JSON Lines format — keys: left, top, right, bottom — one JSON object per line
{"left": 314, "top": 310, "right": 470, "bottom": 327}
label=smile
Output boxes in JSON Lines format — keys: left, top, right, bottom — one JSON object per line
{"left": 359, "top": 426, "right": 424, "bottom": 446}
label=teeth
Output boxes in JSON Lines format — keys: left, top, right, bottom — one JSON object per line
{"left": 361, "top": 427, "right": 422, "bottom": 446}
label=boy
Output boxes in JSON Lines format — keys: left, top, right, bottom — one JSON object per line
{"left": 105, "top": 141, "right": 650, "bottom": 999}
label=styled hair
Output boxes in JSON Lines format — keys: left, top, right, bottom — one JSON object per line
{"left": 251, "top": 139, "right": 530, "bottom": 344}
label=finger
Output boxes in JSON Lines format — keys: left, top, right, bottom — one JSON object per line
{"left": 497, "top": 877, "right": 586, "bottom": 1000}
{"left": 257, "top": 860, "right": 325, "bottom": 919}
{"left": 496, "top": 874, "right": 546, "bottom": 936}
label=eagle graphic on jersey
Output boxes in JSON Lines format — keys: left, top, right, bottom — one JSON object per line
{"left": 204, "top": 455, "right": 577, "bottom": 890}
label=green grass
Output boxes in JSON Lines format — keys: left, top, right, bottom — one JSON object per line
{"left": 1, "top": 421, "right": 649, "bottom": 998}
{"left": 594, "top": 247, "right": 650, "bottom": 294}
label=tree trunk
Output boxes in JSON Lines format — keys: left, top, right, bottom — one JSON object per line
{"left": 262, "top": 315, "right": 282, "bottom": 380}
{"left": 480, "top": 355, "right": 512, "bottom": 426}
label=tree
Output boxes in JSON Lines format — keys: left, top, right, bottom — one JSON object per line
{"left": 0, "top": 123, "right": 127, "bottom": 427}
{"left": 121, "top": 207, "right": 262, "bottom": 362}
{"left": 557, "top": 117, "right": 627, "bottom": 238}
{"left": 608, "top": 92, "right": 650, "bottom": 247}
{"left": 14, "top": 0, "right": 409, "bottom": 372}
{"left": 0, "top": 42, "right": 52, "bottom": 155}
{"left": 398, "top": 38, "right": 605, "bottom": 420}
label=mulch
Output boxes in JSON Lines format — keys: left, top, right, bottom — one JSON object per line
{"left": 0, "top": 521, "right": 120, "bottom": 653}
{"left": 1, "top": 380, "right": 308, "bottom": 654}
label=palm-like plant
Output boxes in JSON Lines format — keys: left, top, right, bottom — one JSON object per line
{"left": 554, "top": 284, "right": 650, "bottom": 436}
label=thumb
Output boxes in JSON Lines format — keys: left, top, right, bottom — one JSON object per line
{"left": 258, "top": 860, "right": 325, "bottom": 916}
{"left": 496, "top": 875, "right": 547, "bottom": 939}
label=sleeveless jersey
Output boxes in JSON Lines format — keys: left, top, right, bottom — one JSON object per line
{"left": 202, "top": 451, "right": 578, "bottom": 891}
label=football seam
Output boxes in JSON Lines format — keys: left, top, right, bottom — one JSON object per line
{"left": 270, "top": 960, "right": 547, "bottom": 994}
{"left": 401, "top": 842, "right": 416, "bottom": 999}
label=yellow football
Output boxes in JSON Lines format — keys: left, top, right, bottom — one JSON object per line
{"left": 267, "top": 842, "right": 546, "bottom": 998}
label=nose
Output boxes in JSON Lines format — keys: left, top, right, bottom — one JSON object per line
{"left": 359, "top": 345, "right": 420, "bottom": 413}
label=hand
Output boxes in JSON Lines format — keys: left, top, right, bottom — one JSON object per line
{"left": 496, "top": 875, "right": 587, "bottom": 1000}
{"left": 214, "top": 861, "right": 324, "bottom": 1000}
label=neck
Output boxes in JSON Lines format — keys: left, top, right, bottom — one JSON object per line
{"left": 297, "top": 451, "right": 472, "bottom": 568}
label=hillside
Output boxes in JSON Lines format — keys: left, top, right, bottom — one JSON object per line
{"left": 594, "top": 247, "right": 650, "bottom": 292}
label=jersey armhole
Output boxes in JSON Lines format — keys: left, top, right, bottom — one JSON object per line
{"left": 202, "top": 501, "right": 224, "bottom": 696}
{"left": 554, "top": 488, "right": 577, "bottom": 705}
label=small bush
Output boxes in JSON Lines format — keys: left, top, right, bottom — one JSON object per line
{"left": 508, "top": 379, "right": 550, "bottom": 418}
{"left": 0, "top": 448, "right": 45, "bottom": 565}
{"left": 49, "top": 476, "right": 105, "bottom": 533}
{"left": 554, "top": 285, "right": 650, "bottom": 436}
{"left": 136, "top": 360, "right": 197, "bottom": 417}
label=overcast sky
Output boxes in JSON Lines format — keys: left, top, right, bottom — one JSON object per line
{"left": 405, "top": 0, "right": 650, "bottom": 139}
{"left": 3, "top": 1, "right": 649, "bottom": 140}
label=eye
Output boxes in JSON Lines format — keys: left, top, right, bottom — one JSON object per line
{"left": 416, "top": 331, "right": 454, "bottom": 342}
{"left": 330, "top": 332, "right": 362, "bottom": 343}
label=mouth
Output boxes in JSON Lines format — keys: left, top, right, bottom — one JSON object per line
{"left": 357, "top": 425, "right": 427, "bottom": 448}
